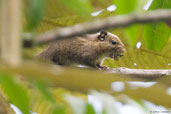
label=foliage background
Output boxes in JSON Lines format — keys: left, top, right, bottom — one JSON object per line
{"left": 0, "top": 0, "right": 171, "bottom": 114}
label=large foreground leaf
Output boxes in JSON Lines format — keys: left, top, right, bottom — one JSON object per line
{"left": 0, "top": 73, "right": 30, "bottom": 114}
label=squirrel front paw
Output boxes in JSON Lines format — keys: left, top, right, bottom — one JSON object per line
{"left": 96, "top": 64, "right": 109, "bottom": 70}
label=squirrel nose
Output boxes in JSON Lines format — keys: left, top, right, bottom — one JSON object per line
{"left": 120, "top": 54, "right": 123, "bottom": 57}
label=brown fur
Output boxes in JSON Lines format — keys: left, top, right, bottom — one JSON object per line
{"left": 37, "top": 31, "right": 126, "bottom": 68}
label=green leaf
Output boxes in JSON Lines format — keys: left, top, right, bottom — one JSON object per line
{"left": 85, "top": 104, "right": 95, "bottom": 114}
{"left": 59, "top": 0, "right": 93, "bottom": 16}
{"left": 52, "top": 106, "right": 65, "bottom": 114}
{"left": 26, "top": 0, "right": 44, "bottom": 31}
{"left": 125, "top": 25, "right": 140, "bottom": 47}
{"left": 113, "top": 0, "right": 139, "bottom": 47}
{"left": 149, "top": 0, "right": 171, "bottom": 10}
{"left": 0, "top": 72, "right": 30, "bottom": 114}
{"left": 113, "top": 0, "right": 137, "bottom": 14}
{"left": 32, "top": 80, "right": 55, "bottom": 103}
{"left": 137, "top": 0, "right": 149, "bottom": 12}
{"left": 143, "top": 0, "right": 171, "bottom": 51}
{"left": 65, "top": 95, "right": 86, "bottom": 114}
{"left": 143, "top": 23, "right": 170, "bottom": 51}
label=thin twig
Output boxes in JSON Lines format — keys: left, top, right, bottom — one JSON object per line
{"left": 34, "top": 9, "right": 171, "bottom": 45}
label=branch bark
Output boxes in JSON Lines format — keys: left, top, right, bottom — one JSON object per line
{"left": 107, "top": 67, "right": 171, "bottom": 79}
{"left": 34, "top": 9, "right": 171, "bottom": 45}
{"left": 1, "top": 62, "right": 171, "bottom": 83}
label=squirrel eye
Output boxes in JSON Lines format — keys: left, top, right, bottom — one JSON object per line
{"left": 112, "top": 40, "right": 116, "bottom": 45}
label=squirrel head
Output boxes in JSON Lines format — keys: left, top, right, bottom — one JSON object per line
{"left": 97, "top": 30, "right": 126, "bottom": 60}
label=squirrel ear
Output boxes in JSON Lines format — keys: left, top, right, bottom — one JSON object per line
{"left": 98, "top": 30, "right": 107, "bottom": 41}
{"left": 100, "top": 30, "right": 107, "bottom": 36}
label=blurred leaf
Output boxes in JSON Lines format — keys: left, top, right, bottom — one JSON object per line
{"left": 113, "top": 0, "right": 139, "bottom": 47}
{"left": 59, "top": 0, "right": 93, "bottom": 17}
{"left": 65, "top": 94, "right": 86, "bottom": 114}
{"left": 0, "top": 73, "right": 30, "bottom": 114}
{"left": 0, "top": 91, "right": 15, "bottom": 114}
{"left": 143, "top": 23, "right": 170, "bottom": 51}
{"left": 149, "top": 0, "right": 171, "bottom": 10}
{"left": 85, "top": 104, "right": 95, "bottom": 114}
{"left": 113, "top": 0, "right": 137, "bottom": 14}
{"left": 133, "top": 99, "right": 150, "bottom": 113}
{"left": 29, "top": 88, "right": 69, "bottom": 114}
{"left": 137, "top": 0, "right": 149, "bottom": 12}
{"left": 102, "top": 109, "right": 107, "bottom": 114}
{"left": 125, "top": 25, "right": 140, "bottom": 47}
{"left": 34, "top": 0, "right": 114, "bottom": 33}
{"left": 90, "top": 91, "right": 118, "bottom": 114}
{"left": 91, "top": 0, "right": 112, "bottom": 8}
{"left": 33, "top": 80, "right": 55, "bottom": 103}
{"left": 26, "top": 0, "right": 44, "bottom": 31}
{"left": 143, "top": 0, "right": 171, "bottom": 51}
{"left": 52, "top": 106, "right": 65, "bottom": 114}
{"left": 121, "top": 82, "right": 171, "bottom": 108}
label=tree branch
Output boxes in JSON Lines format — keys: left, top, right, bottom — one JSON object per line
{"left": 1, "top": 62, "right": 171, "bottom": 83}
{"left": 107, "top": 67, "right": 171, "bottom": 79}
{"left": 34, "top": 9, "right": 171, "bottom": 45}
